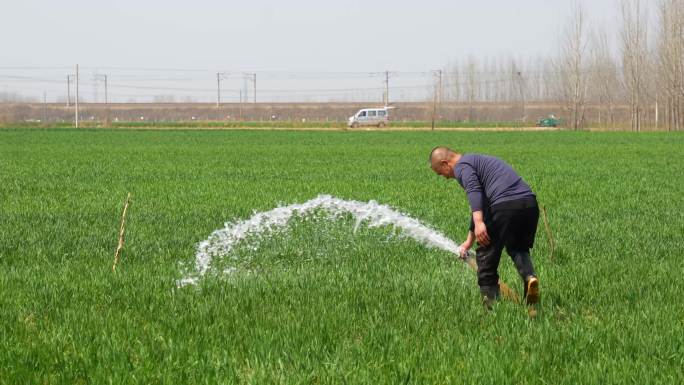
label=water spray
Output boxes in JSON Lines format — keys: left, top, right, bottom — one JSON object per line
{"left": 177, "top": 194, "right": 519, "bottom": 302}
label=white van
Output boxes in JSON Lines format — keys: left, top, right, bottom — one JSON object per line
{"left": 347, "top": 107, "right": 390, "bottom": 128}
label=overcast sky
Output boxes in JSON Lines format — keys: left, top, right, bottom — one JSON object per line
{"left": 0, "top": 0, "right": 648, "bottom": 102}
{"left": 1, "top": 0, "right": 626, "bottom": 71}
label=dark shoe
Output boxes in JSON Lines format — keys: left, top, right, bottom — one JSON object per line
{"left": 525, "top": 276, "right": 540, "bottom": 305}
{"left": 480, "top": 285, "right": 500, "bottom": 310}
{"left": 482, "top": 296, "right": 497, "bottom": 310}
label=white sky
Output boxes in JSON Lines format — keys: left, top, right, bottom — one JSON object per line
{"left": 0, "top": 0, "right": 647, "bottom": 102}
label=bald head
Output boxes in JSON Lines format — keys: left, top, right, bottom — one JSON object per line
{"left": 429, "top": 146, "right": 456, "bottom": 164}
{"left": 429, "top": 146, "right": 461, "bottom": 179}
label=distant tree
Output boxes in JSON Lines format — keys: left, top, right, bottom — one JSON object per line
{"left": 483, "top": 56, "right": 493, "bottom": 102}
{"left": 541, "top": 58, "right": 559, "bottom": 102}
{"left": 657, "top": 0, "right": 684, "bottom": 131}
{"left": 529, "top": 56, "right": 545, "bottom": 102}
{"left": 589, "top": 26, "right": 621, "bottom": 128}
{"left": 464, "top": 56, "right": 479, "bottom": 121}
{"left": 621, "top": 0, "right": 650, "bottom": 131}
{"left": 447, "top": 61, "right": 461, "bottom": 102}
{"left": 495, "top": 56, "right": 507, "bottom": 102}
{"left": 557, "top": 2, "right": 589, "bottom": 130}
{"left": 509, "top": 60, "right": 527, "bottom": 121}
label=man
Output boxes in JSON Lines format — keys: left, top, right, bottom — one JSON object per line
{"left": 429, "top": 146, "right": 540, "bottom": 307}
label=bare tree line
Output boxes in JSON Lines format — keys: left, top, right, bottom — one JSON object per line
{"left": 444, "top": 0, "right": 684, "bottom": 130}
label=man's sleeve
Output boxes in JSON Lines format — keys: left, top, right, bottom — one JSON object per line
{"left": 455, "top": 162, "right": 484, "bottom": 212}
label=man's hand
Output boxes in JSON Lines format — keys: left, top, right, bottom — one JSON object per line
{"left": 457, "top": 231, "right": 474, "bottom": 260}
{"left": 474, "top": 222, "right": 490, "bottom": 246}
{"left": 472, "top": 211, "right": 490, "bottom": 247}
{"left": 457, "top": 245, "right": 471, "bottom": 260}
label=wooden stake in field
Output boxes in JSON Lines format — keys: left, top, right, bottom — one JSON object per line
{"left": 541, "top": 205, "right": 555, "bottom": 263}
{"left": 112, "top": 192, "right": 132, "bottom": 272}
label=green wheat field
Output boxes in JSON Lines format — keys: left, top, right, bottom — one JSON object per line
{"left": 1, "top": 128, "right": 683, "bottom": 384}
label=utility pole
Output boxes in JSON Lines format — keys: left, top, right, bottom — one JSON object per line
{"left": 431, "top": 90, "right": 437, "bottom": 131}
{"left": 217, "top": 73, "right": 221, "bottom": 108}
{"left": 215, "top": 72, "right": 227, "bottom": 121}
{"left": 43, "top": 92, "right": 47, "bottom": 123}
{"left": 75, "top": 64, "right": 79, "bottom": 128}
{"left": 66, "top": 75, "right": 73, "bottom": 107}
{"left": 239, "top": 89, "right": 243, "bottom": 121}
{"left": 517, "top": 71, "right": 526, "bottom": 122}
{"left": 252, "top": 73, "right": 256, "bottom": 103}
{"left": 431, "top": 70, "right": 440, "bottom": 130}
{"left": 385, "top": 70, "right": 389, "bottom": 106}
{"left": 243, "top": 73, "right": 257, "bottom": 103}
{"left": 94, "top": 74, "right": 109, "bottom": 125}
{"left": 216, "top": 72, "right": 228, "bottom": 108}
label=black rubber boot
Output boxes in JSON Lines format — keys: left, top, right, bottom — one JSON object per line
{"left": 480, "top": 285, "right": 500, "bottom": 310}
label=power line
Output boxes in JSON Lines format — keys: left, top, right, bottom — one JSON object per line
{"left": 0, "top": 66, "right": 577, "bottom": 104}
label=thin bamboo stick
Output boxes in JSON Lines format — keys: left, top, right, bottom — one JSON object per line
{"left": 112, "top": 192, "right": 132, "bottom": 272}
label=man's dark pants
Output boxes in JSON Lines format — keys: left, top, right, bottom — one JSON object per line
{"left": 474, "top": 197, "right": 539, "bottom": 300}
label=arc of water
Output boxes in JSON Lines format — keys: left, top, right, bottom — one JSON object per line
{"left": 177, "top": 194, "right": 463, "bottom": 287}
